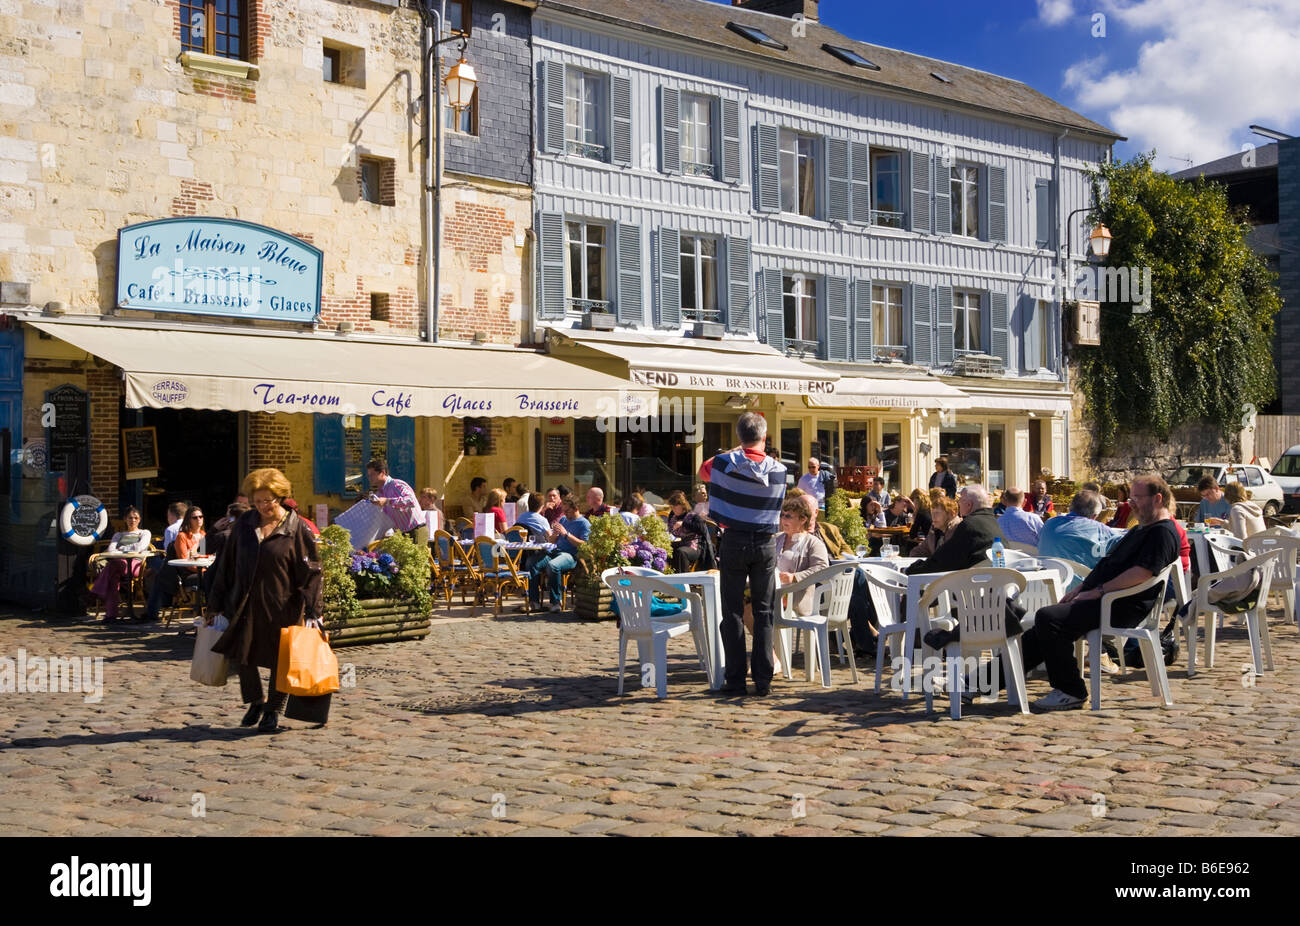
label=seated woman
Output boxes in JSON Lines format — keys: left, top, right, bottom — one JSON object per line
{"left": 691, "top": 483, "right": 710, "bottom": 520}
{"left": 635, "top": 491, "right": 657, "bottom": 519}
{"left": 744, "top": 495, "right": 829, "bottom": 675}
{"left": 908, "top": 490, "right": 933, "bottom": 544}
{"left": 146, "top": 506, "right": 206, "bottom": 619}
{"left": 665, "top": 490, "right": 710, "bottom": 572}
{"left": 861, "top": 498, "right": 886, "bottom": 528}
{"left": 90, "top": 507, "right": 152, "bottom": 622}
{"left": 1208, "top": 481, "right": 1266, "bottom": 538}
{"left": 484, "top": 489, "right": 509, "bottom": 535}
{"left": 1108, "top": 483, "right": 1134, "bottom": 529}
{"left": 909, "top": 496, "right": 961, "bottom": 559}
{"left": 885, "top": 496, "right": 913, "bottom": 528}
{"left": 618, "top": 494, "right": 642, "bottom": 526}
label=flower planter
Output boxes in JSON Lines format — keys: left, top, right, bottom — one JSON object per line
{"left": 322, "top": 597, "right": 431, "bottom": 647}
{"left": 573, "top": 582, "right": 616, "bottom": 622}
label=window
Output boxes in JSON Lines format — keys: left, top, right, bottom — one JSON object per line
{"left": 872, "top": 150, "right": 903, "bottom": 228}
{"left": 566, "top": 221, "right": 608, "bottom": 312}
{"left": 783, "top": 274, "right": 818, "bottom": 346}
{"left": 872, "top": 284, "right": 904, "bottom": 349}
{"left": 446, "top": 0, "right": 470, "bottom": 36}
{"left": 1035, "top": 179, "right": 1053, "bottom": 248}
{"left": 823, "top": 44, "right": 880, "bottom": 70}
{"left": 726, "top": 22, "right": 788, "bottom": 50}
{"left": 343, "top": 416, "right": 387, "bottom": 499}
{"left": 564, "top": 69, "right": 607, "bottom": 160}
{"left": 680, "top": 93, "right": 714, "bottom": 178}
{"left": 950, "top": 165, "right": 980, "bottom": 238}
{"left": 370, "top": 293, "right": 390, "bottom": 323}
{"left": 679, "top": 235, "right": 719, "bottom": 322}
{"left": 780, "top": 130, "right": 817, "bottom": 217}
{"left": 358, "top": 157, "right": 394, "bottom": 206}
{"left": 323, "top": 47, "right": 341, "bottom": 84}
{"left": 180, "top": 1, "right": 247, "bottom": 60}
{"left": 954, "top": 290, "right": 982, "bottom": 352}
{"left": 1033, "top": 299, "right": 1050, "bottom": 369}
{"left": 443, "top": 87, "right": 477, "bottom": 135}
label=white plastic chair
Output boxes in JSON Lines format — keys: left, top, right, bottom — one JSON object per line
{"left": 1181, "top": 550, "right": 1281, "bottom": 677}
{"left": 916, "top": 567, "right": 1029, "bottom": 719}
{"left": 1085, "top": 563, "right": 1176, "bottom": 710}
{"left": 984, "top": 548, "right": 1037, "bottom": 568}
{"left": 604, "top": 574, "right": 705, "bottom": 699}
{"left": 1243, "top": 533, "right": 1300, "bottom": 625}
{"left": 860, "top": 563, "right": 908, "bottom": 694}
{"left": 773, "top": 563, "right": 859, "bottom": 688}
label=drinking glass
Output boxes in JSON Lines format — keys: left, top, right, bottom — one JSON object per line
{"left": 854, "top": 544, "right": 869, "bottom": 559}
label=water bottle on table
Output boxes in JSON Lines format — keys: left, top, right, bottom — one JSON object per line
{"left": 991, "top": 537, "right": 1006, "bottom": 568}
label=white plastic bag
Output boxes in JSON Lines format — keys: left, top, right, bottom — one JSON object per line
{"left": 190, "top": 613, "right": 230, "bottom": 687}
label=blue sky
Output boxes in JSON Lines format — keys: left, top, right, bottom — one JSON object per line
{"left": 704, "top": 0, "right": 1300, "bottom": 171}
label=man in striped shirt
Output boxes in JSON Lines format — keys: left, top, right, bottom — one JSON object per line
{"left": 366, "top": 458, "right": 425, "bottom": 545}
{"left": 700, "top": 412, "right": 787, "bottom": 697}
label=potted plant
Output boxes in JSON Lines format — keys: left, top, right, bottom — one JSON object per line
{"left": 574, "top": 513, "right": 673, "bottom": 621}
{"left": 463, "top": 425, "right": 489, "bottom": 456}
{"left": 319, "top": 524, "right": 433, "bottom": 646}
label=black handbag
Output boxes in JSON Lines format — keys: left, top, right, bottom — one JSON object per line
{"left": 284, "top": 692, "right": 332, "bottom": 725}
{"left": 1123, "top": 616, "right": 1180, "bottom": 668}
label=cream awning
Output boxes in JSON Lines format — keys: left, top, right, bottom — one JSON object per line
{"left": 959, "top": 390, "right": 1074, "bottom": 415}
{"left": 803, "top": 375, "right": 971, "bottom": 410}
{"left": 546, "top": 328, "right": 839, "bottom": 396}
{"left": 29, "top": 320, "right": 657, "bottom": 418}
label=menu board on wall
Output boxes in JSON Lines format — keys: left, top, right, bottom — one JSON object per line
{"left": 122, "top": 427, "right": 159, "bottom": 480}
{"left": 44, "top": 384, "right": 89, "bottom": 473}
{"left": 544, "top": 434, "right": 570, "bottom": 473}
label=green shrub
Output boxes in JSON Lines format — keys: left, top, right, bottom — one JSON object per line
{"left": 318, "top": 524, "right": 361, "bottom": 623}
{"left": 826, "top": 490, "right": 868, "bottom": 549}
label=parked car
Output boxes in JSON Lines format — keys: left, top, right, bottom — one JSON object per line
{"left": 1167, "top": 462, "right": 1284, "bottom": 517}
{"left": 1268, "top": 445, "right": 1300, "bottom": 513}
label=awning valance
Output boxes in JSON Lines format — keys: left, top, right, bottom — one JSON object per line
{"left": 803, "top": 376, "right": 971, "bottom": 410}
{"left": 959, "top": 390, "right": 1074, "bottom": 415}
{"left": 545, "top": 327, "right": 839, "bottom": 396}
{"left": 28, "top": 320, "right": 657, "bottom": 418}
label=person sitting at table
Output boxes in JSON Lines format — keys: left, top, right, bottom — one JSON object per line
{"left": 1194, "top": 475, "right": 1231, "bottom": 524}
{"left": 666, "top": 490, "right": 711, "bottom": 572}
{"left": 618, "top": 494, "right": 642, "bottom": 527}
{"left": 1209, "top": 481, "right": 1266, "bottom": 538}
{"left": 1108, "top": 483, "right": 1135, "bottom": 529}
{"left": 909, "top": 490, "right": 933, "bottom": 543}
{"left": 502, "top": 477, "right": 519, "bottom": 502}
{"left": 789, "top": 488, "right": 851, "bottom": 557}
{"left": 996, "top": 488, "right": 1043, "bottom": 546}
{"left": 866, "top": 476, "right": 890, "bottom": 511}
{"left": 204, "top": 501, "right": 249, "bottom": 595}
{"left": 861, "top": 498, "right": 886, "bottom": 529}
{"left": 418, "top": 487, "right": 444, "bottom": 513}
{"left": 462, "top": 477, "right": 488, "bottom": 518}
{"left": 528, "top": 496, "right": 589, "bottom": 612}
{"left": 514, "top": 492, "right": 551, "bottom": 542}
{"left": 1024, "top": 480, "right": 1055, "bottom": 518}
{"left": 743, "top": 495, "right": 829, "bottom": 675}
{"left": 885, "top": 496, "right": 913, "bottom": 528}
{"left": 210, "top": 495, "right": 248, "bottom": 534}
{"left": 90, "top": 506, "right": 152, "bottom": 622}
{"left": 905, "top": 485, "right": 999, "bottom": 576}
{"left": 691, "top": 483, "right": 710, "bottom": 520}
{"left": 909, "top": 496, "right": 961, "bottom": 559}
{"left": 1037, "top": 490, "right": 1124, "bottom": 572}
{"left": 513, "top": 484, "right": 531, "bottom": 512}
{"left": 483, "top": 489, "right": 509, "bottom": 535}
{"left": 584, "top": 486, "right": 614, "bottom": 519}
{"left": 145, "top": 506, "right": 206, "bottom": 622}
{"left": 540, "top": 487, "right": 565, "bottom": 525}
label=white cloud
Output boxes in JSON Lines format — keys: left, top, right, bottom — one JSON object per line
{"left": 1063, "top": 0, "right": 1300, "bottom": 170}
{"left": 1037, "top": 0, "right": 1075, "bottom": 26}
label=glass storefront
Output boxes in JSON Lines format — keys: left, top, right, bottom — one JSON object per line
{"left": 844, "top": 421, "right": 869, "bottom": 467}
{"left": 940, "top": 425, "right": 983, "bottom": 487}
{"left": 880, "top": 422, "right": 901, "bottom": 490}
{"left": 815, "top": 419, "right": 841, "bottom": 469}
{"left": 987, "top": 424, "right": 1005, "bottom": 491}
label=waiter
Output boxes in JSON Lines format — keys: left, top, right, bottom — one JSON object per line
{"left": 366, "top": 457, "right": 426, "bottom": 546}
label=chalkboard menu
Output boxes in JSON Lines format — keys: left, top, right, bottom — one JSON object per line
{"left": 544, "top": 433, "right": 570, "bottom": 473}
{"left": 122, "top": 427, "right": 159, "bottom": 480}
{"left": 44, "top": 384, "right": 88, "bottom": 473}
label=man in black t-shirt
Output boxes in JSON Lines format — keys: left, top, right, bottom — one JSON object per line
{"left": 1021, "top": 474, "right": 1180, "bottom": 711}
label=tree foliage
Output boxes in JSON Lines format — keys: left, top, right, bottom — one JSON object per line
{"left": 1077, "top": 153, "right": 1280, "bottom": 451}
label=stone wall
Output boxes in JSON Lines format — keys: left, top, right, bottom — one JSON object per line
{"left": 1067, "top": 359, "right": 1237, "bottom": 483}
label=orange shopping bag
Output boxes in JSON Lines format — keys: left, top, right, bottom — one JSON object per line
{"left": 275, "top": 622, "right": 340, "bottom": 696}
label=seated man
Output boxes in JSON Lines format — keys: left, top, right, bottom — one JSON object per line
{"left": 1037, "top": 490, "right": 1125, "bottom": 577}
{"left": 1014, "top": 474, "right": 1180, "bottom": 711}
{"left": 514, "top": 492, "right": 551, "bottom": 541}
{"left": 528, "top": 497, "right": 589, "bottom": 612}
{"left": 1194, "top": 476, "right": 1230, "bottom": 524}
{"left": 995, "top": 488, "right": 1043, "bottom": 547}
{"left": 905, "top": 485, "right": 999, "bottom": 575}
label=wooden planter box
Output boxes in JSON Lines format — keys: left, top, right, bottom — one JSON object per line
{"left": 322, "top": 597, "right": 431, "bottom": 647}
{"left": 573, "top": 582, "right": 616, "bottom": 622}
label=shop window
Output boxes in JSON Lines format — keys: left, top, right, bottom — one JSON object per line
{"left": 181, "top": 1, "right": 249, "bottom": 60}
{"left": 462, "top": 416, "right": 494, "bottom": 456}
{"left": 370, "top": 293, "right": 390, "bottom": 322}
{"left": 573, "top": 418, "right": 608, "bottom": 492}
{"left": 987, "top": 425, "right": 1005, "bottom": 491}
{"left": 844, "top": 422, "right": 869, "bottom": 468}
{"left": 815, "top": 420, "right": 840, "bottom": 469}
{"left": 359, "top": 157, "right": 396, "bottom": 206}
{"left": 939, "top": 426, "right": 982, "bottom": 487}
{"left": 879, "top": 423, "right": 901, "bottom": 490}
{"left": 342, "top": 416, "right": 388, "bottom": 499}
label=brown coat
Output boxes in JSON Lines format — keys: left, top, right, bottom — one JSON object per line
{"left": 209, "top": 509, "right": 323, "bottom": 670}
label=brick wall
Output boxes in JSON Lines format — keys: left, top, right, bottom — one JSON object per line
{"left": 87, "top": 367, "right": 121, "bottom": 511}
{"left": 248, "top": 412, "right": 301, "bottom": 469}
{"left": 171, "top": 179, "right": 216, "bottom": 217}
{"left": 442, "top": 0, "right": 532, "bottom": 186}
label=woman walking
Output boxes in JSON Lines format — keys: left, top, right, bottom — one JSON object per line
{"left": 207, "top": 468, "right": 323, "bottom": 734}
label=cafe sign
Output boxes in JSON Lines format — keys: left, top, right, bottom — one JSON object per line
{"left": 116, "top": 217, "right": 323, "bottom": 322}
{"left": 628, "top": 368, "right": 836, "bottom": 396}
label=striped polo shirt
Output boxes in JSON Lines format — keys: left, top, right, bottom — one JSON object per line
{"left": 706, "top": 449, "right": 787, "bottom": 532}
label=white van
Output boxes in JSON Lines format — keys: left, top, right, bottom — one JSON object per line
{"left": 1270, "top": 445, "right": 1300, "bottom": 513}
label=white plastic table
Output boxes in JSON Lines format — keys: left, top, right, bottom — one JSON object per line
{"left": 649, "top": 571, "right": 723, "bottom": 689}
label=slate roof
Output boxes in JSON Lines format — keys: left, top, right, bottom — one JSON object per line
{"left": 540, "top": 0, "right": 1122, "bottom": 140}
{"left": 1172, "top": 143, "right": 1278, "bottom": 180}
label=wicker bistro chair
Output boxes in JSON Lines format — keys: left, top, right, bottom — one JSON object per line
{"left": 434, "top": 529, "right": 480, "bottom": 606}
{"left": 503, "top": 525, "right": 528, "bottom": 544}
{"left": 427, "top": 547, "right": 453, "bottom": 606}
{"left": 917, "top": 567, "right": 1030, "bottom": 719}
{"left": 474, "top": 537, "right": 530, "bottom": 614}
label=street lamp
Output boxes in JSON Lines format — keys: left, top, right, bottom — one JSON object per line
{"left": 1088, "top": 223, "right": 1112, "bottom": 259}
{"left": 415, "top": 3, "right": 478, "bottom": 344}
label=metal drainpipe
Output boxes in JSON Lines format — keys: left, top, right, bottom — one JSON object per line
{"left": 420, "top": 3, "right": 444, "bottom": 344}
{"left": 1055, "top": 128, "right": 1070, "bottom": 477}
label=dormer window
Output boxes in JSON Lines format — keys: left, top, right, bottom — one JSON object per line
{"left": 726, "top": 22, "right": 788, "bottom": 50}
{"left": 823, "top": 44, "right": 881, "bottom": 70}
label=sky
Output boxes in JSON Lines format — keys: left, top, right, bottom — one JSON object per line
{"left": 704, "top": 0, "right": 1300, "bottom": 171}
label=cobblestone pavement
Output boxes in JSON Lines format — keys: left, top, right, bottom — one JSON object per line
{"left": 1, "top": 599, "right": 1299, "bottom": 837}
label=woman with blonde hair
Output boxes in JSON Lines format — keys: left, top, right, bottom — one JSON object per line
{"left": 208, "top": 468, "right": 323, "bottom": 734}
{"left": 910, "top": 496, "right": 961, "bottom": 559}
{"left": 1211, "top": 481, "right": 1266, "bottom": 538}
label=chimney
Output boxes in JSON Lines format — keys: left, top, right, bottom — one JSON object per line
{"left": 730, "top": 0, "right": 819, "bottom": 22}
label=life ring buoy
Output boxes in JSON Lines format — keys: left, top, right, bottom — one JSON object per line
{"left": 59, "top": 495, "right": 109, "bottom": 546}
